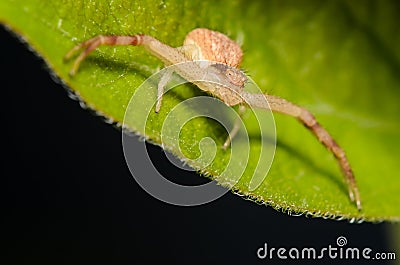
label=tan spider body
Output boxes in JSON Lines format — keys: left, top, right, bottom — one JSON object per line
{"left": 64, "top": 28, "right": 361, "bottom": 210}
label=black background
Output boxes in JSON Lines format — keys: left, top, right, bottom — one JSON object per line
{"left": 1, "top": 26, "right": 397, "bottom": 265}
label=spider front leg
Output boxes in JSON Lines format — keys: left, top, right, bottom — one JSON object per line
{"left": 64, "top": 34, "right": 153, "bottom": 76}
{"left": 298, "top": 108, "right": 360, "bottom": 208}
{"left": 241, "top": 92, "right": 361, "bottom": 210}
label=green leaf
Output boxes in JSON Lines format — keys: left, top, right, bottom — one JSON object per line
{"left": 1, "top": 0, "right": 399, "bottom": 222}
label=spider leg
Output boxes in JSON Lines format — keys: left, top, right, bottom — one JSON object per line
{"left": 298, "top": 107, "right": 359, "bottom": 207}
{"left": 222, "top": 105, "right": 246, "bottom": 150}
{"left": 64, "top": 35, "right": 144, "bottom": 76}
{"left": 65, "top": 33, "right": 190, "bottom": 78}
{"left": 241, "top": 92, "right": 361, "bottom": 210}
{"left": 156, "top": 68, "right": 174, "bottom": 113}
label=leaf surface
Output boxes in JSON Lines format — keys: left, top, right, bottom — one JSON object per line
{"left": 1, "top": 0, "right": 400, "bottom": 221}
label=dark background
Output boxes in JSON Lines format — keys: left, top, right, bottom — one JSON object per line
{"left": 1, "top": 26, "right": 398, "bottom": 265}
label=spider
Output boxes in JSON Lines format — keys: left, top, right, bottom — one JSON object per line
{"left": 64, "top": 28, "right": 361, "bottom": 210}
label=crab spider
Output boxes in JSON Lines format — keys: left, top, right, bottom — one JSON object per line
{"left": 64, "top": 28, "right": 361, "bottom": 210}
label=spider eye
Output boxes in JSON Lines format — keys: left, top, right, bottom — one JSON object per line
{"left": 209, "top": 63, "right": 246, "bottom": 88}
{"left": 225, "top": 68, "right": 245, "bottom": 87}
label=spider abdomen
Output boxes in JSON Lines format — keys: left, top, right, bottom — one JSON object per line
{"left": 183, "top": 28, "right": 243, "bottom": 67}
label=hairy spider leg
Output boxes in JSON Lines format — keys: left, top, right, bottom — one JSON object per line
{"left": 241, "top": 92, "right": 361, "bottom": 210}
{"left": 64, "top": 35, "right": 142, "bottom": 76}
{"left": 64, "top": 34, "right": 189, "bottom": 76}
